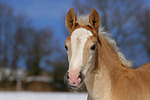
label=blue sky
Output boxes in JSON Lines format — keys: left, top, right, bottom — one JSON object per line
{"left": 0, "top": 0, "right": 74, "bottom": 47}
{"left": 0, "top": 0, "right": 73, "bottom": 23}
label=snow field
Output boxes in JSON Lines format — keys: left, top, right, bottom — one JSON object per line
{"left": 0, "top": 92, "right": 87, "bottom": 100}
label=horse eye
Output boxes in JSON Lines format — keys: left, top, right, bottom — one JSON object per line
{"left": 65, "top": 45, "right": 68, "bottom": 51}
{"left": 91, "top": 44, "right": 96, "bottom": 50}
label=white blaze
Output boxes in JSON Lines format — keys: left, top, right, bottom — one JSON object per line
{"left": 70, "top": 28, "right": 93, "bottom": 70}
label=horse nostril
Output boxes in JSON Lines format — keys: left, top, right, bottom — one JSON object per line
{"left": 67, "top": 72, "right": 69, "bottom": 79}
{"left": 77, "top": 72, "right": 82, "bottom": 79}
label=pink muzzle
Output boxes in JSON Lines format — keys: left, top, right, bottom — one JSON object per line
{"left": 67, "top": 70, "right": 82, "bottom": 87}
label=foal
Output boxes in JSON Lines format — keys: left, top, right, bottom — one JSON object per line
{"left": 65, "top": 8, "right": 150, "bottom": 100}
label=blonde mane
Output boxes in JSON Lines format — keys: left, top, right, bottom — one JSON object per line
{"left": 77, "top": 15, "right": 90, "bottom": 26}
{"left": 77, "top": 15, "right": 132, "bottom": 68}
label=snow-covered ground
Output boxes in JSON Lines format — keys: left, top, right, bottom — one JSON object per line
{"left": 0, "top": 92, "right": 87, "bottom": 100}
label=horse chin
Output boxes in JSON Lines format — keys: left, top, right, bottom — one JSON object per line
{"left": 69, "top": 85, "right": 80, "bottom": 89}
{"left": 68, "top": 78, "right": 84, "bottom": 90}
{"left": 68, "top": 82, "right": 83, "bottom": 90}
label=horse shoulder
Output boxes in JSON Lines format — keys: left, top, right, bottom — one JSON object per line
{"left": 136, "top": 62, "right": 150, "bottom": 81}
{"left": 135, "top": 62, "right": 150, "bottom": 88}
{"left": 113, "top": 65, "right": 150, "bottom": 100}
{"left": 138, "top": 62, "right": 150, "bottom": 70}
{"left": 111, "top": 69, "right": 144, "bottom": 100}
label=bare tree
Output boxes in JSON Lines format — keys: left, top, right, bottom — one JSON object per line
{"left": 10, "top": 14, "right": 32, "bottom": 75}
{"left": 0, "top": 2, "right": 14, "bottom": 80}
{"left": 137, "top": 9, "right": 150, "bottom": 60}
{"left": 74, "top": 0, "right": 142, "bottom": 45}
{"left": 25, "top": 28, "right": 54, "bottom": 75}
{"left": 0, "top": 2, "right": 55, "bottom": 78}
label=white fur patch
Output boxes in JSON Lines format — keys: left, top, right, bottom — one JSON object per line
{"left": 70, "top": 28, "right": 93, "bottom": 70}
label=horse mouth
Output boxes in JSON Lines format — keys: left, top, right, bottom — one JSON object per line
{"left": 68, "top": 78, "right": 84, "bottom": 89}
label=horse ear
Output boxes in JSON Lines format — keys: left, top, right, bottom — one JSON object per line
{"left": 89, "top": 8, "right": 100, "bottom": 31}
{"left": 66, "top": 8, "right": 76, "bottom": 31}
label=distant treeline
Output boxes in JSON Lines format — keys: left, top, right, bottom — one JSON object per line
{"left": 0, "top": 2, "right": 68, "bottom": 91}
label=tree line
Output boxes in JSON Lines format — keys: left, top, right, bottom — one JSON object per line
{"left": 0, "top": 2, "right": 68, "bottom": 91}
{"left": 0, "top": 2, "right": 57, "bottom": 80}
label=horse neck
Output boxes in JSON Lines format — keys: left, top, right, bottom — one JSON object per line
{"left": 97, "top": 35, "right": 126, "bottom": 73}
{"left": 85, "top": 35, "right": 127, "bottom": 99}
